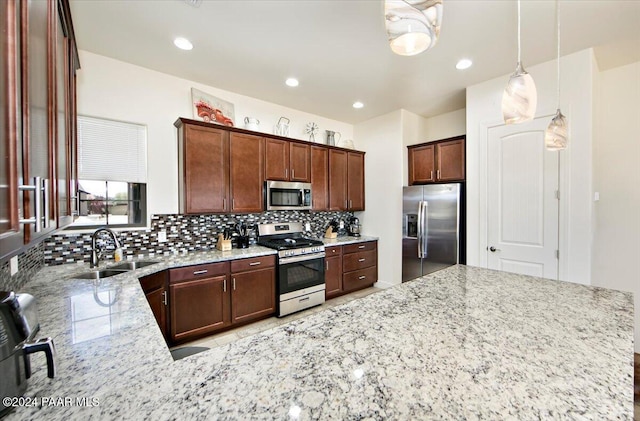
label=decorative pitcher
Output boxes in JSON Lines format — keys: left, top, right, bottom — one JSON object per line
{"left": 326, "top": 130, "right": 341, "bottom": 146}
{"left": 244, "top": 117, "right": 260, "bottom": 131}
{"left": 274, "top": 117, "right": 290, "bottom": 137}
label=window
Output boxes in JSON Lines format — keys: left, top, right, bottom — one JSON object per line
{"left": 70, "top": 116, "right": 147, "bottom": 229}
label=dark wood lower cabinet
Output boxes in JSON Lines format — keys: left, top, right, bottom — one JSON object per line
{"left": 170, "top": 275, "right": 230, "bottom": 343}
{"left": 231, "top": 267, "right": 275, "bottom": 324}
{"left": 325, "top": 241, "right": 378, "bottom": 299}
{"left": 139, "top": 271, "right": 168, "bottom": 339}
{"left": 325, "top": 246, "right": 343, "bottom": 299}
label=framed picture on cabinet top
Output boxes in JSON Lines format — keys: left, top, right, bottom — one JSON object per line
{"left": 191, "top": 88, "right": 235, "bottom": 127}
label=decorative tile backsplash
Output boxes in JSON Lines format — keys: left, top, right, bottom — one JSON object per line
{"left": 44, "top": 211, "right": 353, "bottom": 265}
{"left": 0, "top": 242, "right": 45, "bottom": 291}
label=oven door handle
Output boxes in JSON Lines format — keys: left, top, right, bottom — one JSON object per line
{"left": 279, "top": 252, "right": 326, "bottom": 265}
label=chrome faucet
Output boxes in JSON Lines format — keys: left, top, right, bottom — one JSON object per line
{"left": 90, "top": 227, "right": 121, "bottom": 268}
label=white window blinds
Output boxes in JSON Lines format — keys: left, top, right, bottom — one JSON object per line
{"left": 77, "top": 116, "right": 147, "bottom": 183}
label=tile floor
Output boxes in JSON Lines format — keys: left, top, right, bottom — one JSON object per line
{"left": 171, "top": 286, "right": 381, "bottom": 351}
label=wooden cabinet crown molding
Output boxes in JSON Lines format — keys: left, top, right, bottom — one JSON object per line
{"left": 174, "top": 117, "right": 365, "bottom": 155}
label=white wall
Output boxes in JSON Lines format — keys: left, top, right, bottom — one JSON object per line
{"left": 354, "top": 110, "right": 404, "bottom": 288}
{"left": 466, "top": 48, "right": 596, "bottom": 285}
{"left": 75, "top": 51, "right": 354, "bottom": 221}
{"left": 592, "top": 60, "right": 640, "bottom": 352}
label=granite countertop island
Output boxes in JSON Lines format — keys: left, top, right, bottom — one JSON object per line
{"left": 4, "top": 257, "right": 634, "bottom": 420}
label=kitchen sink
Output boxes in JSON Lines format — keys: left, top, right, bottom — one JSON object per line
{"left": 109, "top": 260, "right": 159, "bottom": 271}
{"left": 72, "top": 269, "right": 129, "bottom": 280}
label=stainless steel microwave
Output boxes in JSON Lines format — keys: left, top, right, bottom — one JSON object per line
{"left": 265, "top": 181, "right": 312, "bottom": 211}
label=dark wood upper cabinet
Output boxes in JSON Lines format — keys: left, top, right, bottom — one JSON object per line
{"left": 264, "top": 138, "right": 310, "bottom": 182}
{"left": 408, "top": 144, "right": 435, "bottom": 184}
{"left": 329, "top": 150, "right": 365, "bottom": 211}
{"left": 1, "top": 0, "right": 78, "bottom": 262}
{"left": 408, "top": 136, "right": 465, "bottom": 184}
{"left": 328, "top": 149, "right": 347, "bottom": 211}
{"left": 178, "top": 124, "right": 229, "bottom": 214}
{"left": 230, "top": 132, "right": 264, "bottom": 213}
{"left": 0, "top": 0, "right": 23, "bottom": 260}
{"left": 436, "top": 138, "right": 465, "bottom": 181}
{"left": 174, "top": 118, "right": 365, "bottom": 215}
{"left": 310, "top": 145, "right": 328, "bottom": 211}
{"left": 264, "top": 138, "right": 288, "bottom": 181}
{"left": 289, "top": 142, "right": 310, "bottom": 182}
{"left": 347, "top": 152, "right": 364, "bottom": 211}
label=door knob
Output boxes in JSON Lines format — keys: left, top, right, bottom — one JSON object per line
{"left": 489, "top": 246, "right": 501, "bottom": 252}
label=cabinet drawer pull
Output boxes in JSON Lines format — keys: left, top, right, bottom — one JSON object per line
{"left": 299, "top": 297, "right": 310, "bottom": 302}
{"left": 358, "top": 275, "right": 366, "bottom": 280}
{"left": 249, "top": 262, "right": 261, "bottom": 266}
{"left": 193, "top": 269, "right": 208, "bottom": 275}
{"left": 358, "top": 258, "right": 366, "bottom": 262}
{"left": 233, "top": 278, "right": 236, "bottom": 290}
{"left": 223, "top": 279, "right": 227, "bottom": 292}
{"left": 358, "top": 245, "right": 365, "bottom": 249}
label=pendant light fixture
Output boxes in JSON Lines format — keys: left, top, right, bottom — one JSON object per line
{"left": 384, "top": 0, "right": 443, "bottom": 56}
{"left": 545, "top": 0, "right": 568, "bottom": 150}
{"left": 501, "top": 0, "right": 537, "bottom": 124}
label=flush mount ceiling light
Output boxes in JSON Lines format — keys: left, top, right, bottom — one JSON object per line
{"left": 545, "top": 0, "right": 568, "bottom": 151}
{"left": 173, "top": 37, "right": 193, "bottom": 51}
{"left": 352, "top": 101, "right": 364, "bottom": 109}
{"left": 285, "top": 78, "right": 299, "bottom": 87}
{"left": 384, "top": 0, "right": 443, "bottom": 56}
{"left": 501, "top": 0, "right": 537, "bottom": 124}
{"left": 455, "top": 59, "right": 472, "bottom": 70}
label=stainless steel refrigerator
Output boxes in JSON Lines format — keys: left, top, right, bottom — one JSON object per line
{"left": 402, "top": 184, "right": 463, "bottom": 282}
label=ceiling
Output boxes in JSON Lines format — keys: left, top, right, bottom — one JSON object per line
{"left": 69, "top": 0, "right": 640, "bottom": 124}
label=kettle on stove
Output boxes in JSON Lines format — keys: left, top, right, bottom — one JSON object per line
{"left": 0, "top": 291, "right": 56, "bottom": 416}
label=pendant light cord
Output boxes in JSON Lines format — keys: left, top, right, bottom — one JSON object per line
{"left": 556, "top": 0, "right": 561, "bottom": 109}
{"left": 517, "top": 0, "right": 522, "bottom": 64}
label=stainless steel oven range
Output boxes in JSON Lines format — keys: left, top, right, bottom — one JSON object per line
{"left": 257, "top": 222, "right": 325, "bottom": 317}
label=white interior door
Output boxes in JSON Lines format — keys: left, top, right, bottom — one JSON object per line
{"left": 487, "top": 118, "right": 559, "bottom": 279}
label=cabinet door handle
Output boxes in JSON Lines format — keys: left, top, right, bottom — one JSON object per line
{"left": 437, "top": 169, "right": 441, "bottom": 179}
{"left": 19, "top": 177, "right": 46, "bottom": 232}
{"left": 326, "top": 261, "right": 328, "bottom": 270}
{"left": 291, "top": 168, "right": 295, "bottom": 179}
{"left": 349, "top": 199, "right": 352, "bottom": 209}
{"left": 358, "top": 275, "right": 366, "bottom": 280}
{"left": 233, "top": 278, "right": 236, "bottom": 290}
{"left": 162, "top": 291, "right": 168, "bottom": 305}
{"left": 358, "top": 258, "right": 366, "bottom": 262}
{"left": 285, "top": 168, "right": 288, "bottom": 178}
{"left": 223, "top": 198, "right": 227, "bottom": 211}
{"left": 430, "top": 170, "right": 433, "bottom": 180}
{"left": 193, "top": 269, "right": 208, "bottom": 275}
{"left": 232, "top": 199, "right": 235, "bottom": 210}
{"left": 358, "top": 245, "right": 365, "bottom": 249}
{"left": 223, "top": 278, "right": 227, "bottom": 292}
{"left": 249, "top": 261, "right": 261, "bottom": 266}
{"left": 345, "top": 200, "right": 348, "bottom": 209}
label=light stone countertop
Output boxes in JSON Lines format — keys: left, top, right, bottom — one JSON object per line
{"left": 321, "top": 235, "right": 378, "bottom": 246}
{"left": 4, "top": 257, "right": 634, "bottom": 419}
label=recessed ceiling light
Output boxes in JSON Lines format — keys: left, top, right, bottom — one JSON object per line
{"left": 352, "top": 101, "right": 364, "bottom": 109}
{"left": 285, "top": 78, "right": 299, "bottom": 87}
{"left": 456, "top": 59, "right": 472, "bottom": 70}
{"left": 174, "top": 37, "right": 193, "bottom": 51}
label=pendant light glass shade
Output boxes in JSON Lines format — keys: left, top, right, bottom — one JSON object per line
{"left": 545, "top": 109, "right": 568, "bottom": 150}
{"left": 385, "top": 0, "right": 443, "bottom": 56}
{"left": 502, "top": 0, "right": 537, "bottom": 124}
{"left": 546, "top": 0, "right": 568, "bottom": 150}
{"left": 502, "top": 62, "right": 538, "bottom": 124}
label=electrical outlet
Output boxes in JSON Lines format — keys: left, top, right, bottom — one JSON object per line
{"left": 10, "top": 256, "right": 19, "bottom": 276}
{"left": 304, "top": 222, "right": 311, "bottom": 232}
{"left": 157, "top": 231, "right": 167, "bottom": 243}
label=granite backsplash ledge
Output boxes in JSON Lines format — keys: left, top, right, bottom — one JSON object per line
{"left": 44, "top": 210, "right": 354, "bottom": 265}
